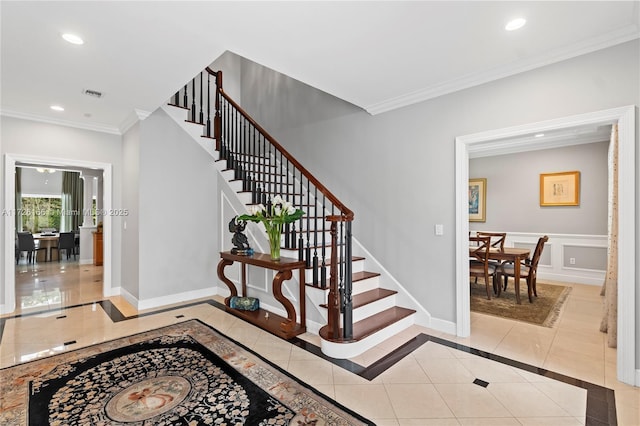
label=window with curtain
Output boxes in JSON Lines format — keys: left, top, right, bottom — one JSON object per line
{"left": 60, "top": 171, "right": 83, "bottom": 232}
{"left": 15, "top": 167, "right": 22, "bottom": 232}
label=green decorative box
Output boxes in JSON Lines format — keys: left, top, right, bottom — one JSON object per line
{"left": 229, "top": 296, "right": 260, "bottom": 311}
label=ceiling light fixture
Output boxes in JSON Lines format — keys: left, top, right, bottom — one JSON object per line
{"left": 50, "top": 105, "right": 64, "bottom": 112}
{"left": 36, "top": 168, "right": 56, "bottom": 174}
{"left": 505, "top": 18, "right": 526, "bottom": 31}
{"left": 534, "top": 133, "right": 545, "bottom": 138}
{"left": 62, "top": 33, "right": 84, "bottom": 45}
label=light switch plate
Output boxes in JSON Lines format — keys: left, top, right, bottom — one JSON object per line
{"left": 435, "top": 224, "right": 444, "bottom": 235}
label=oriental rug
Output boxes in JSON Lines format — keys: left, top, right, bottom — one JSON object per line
{"left": 0, "top": 319, "right": 374, "bottom": 425}
{"left": 470, "top": 281, "right": 572, "bottom": 327}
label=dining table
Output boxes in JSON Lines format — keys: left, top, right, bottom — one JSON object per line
{"left": 469, "top": 246, "right": 531, "bottom": 304}
{"left": 33, "top": 232, "right": 59, "bottom": 262}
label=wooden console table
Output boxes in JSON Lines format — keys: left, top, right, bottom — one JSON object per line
{"left": 217, "top": 251, "right": 306, "bottom": 339}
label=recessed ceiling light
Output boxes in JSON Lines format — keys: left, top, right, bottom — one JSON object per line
{"left": 50, "top": 105, "right": 65, "bottom": 112}
{"left": 505, "top": 18, "right": 526, "bottom": 31}
{"left": 62, "top": 33, "right": 84, "bottom": 45}
{"left": 534, "top": 133, "right": 545, "bottom": 138}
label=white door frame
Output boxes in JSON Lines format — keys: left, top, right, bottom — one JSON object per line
{"left": 3, "top": 154, "right": 113, "bottom": 313}
{"left": 455, "top": 105, "right": 636, "bottom": 386}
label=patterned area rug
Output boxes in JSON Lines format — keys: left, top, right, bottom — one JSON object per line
{"left": 0, "top": 319, "right": 374, "bottom": 425}
{"left": 470, "top": 281, "right": 572, "bottom": 327}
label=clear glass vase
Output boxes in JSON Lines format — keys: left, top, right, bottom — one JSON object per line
{"left": 266, "top": 223, "right": 282, "bottom": 261}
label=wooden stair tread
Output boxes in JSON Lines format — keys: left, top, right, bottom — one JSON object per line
{"left": 352, "top": 288, "right": 396, "bottom": 307}
{"left": 320, "top": 306, "right": 416, "bottom": 343}
{"left": 319, "top": 288, "right": 396, "bottom": 309}
{"left": 353, "top": 271, "right": 380, "bottom": 282}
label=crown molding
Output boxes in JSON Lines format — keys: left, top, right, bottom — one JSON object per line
{"left": 0, "top": 109, "right": 122, "bottom": 135}
{"left": 0, "top": 108, "right": 153, "bottom": 136}
{"left": 365, "top": 24, "right": 640, "bottom": 115}
{"left": 119, "top": 108, "right": 152, "bottom": 134}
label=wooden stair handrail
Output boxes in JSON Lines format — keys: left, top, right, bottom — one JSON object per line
{"left": 205, "top": 68, "right": 354, "bottom": 222}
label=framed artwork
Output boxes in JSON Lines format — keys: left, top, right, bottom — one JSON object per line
{"left": 468, "top": 178, "right": 486, "bottom": 222}
{"left": 540, "top": 171, "right": 580, "bottom": 206}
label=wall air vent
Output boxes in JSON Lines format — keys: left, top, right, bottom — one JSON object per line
{"left": 83, "top": 89, "right": 103, "bottom": 98}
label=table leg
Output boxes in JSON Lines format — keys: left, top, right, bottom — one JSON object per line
{"left": 514, "top": 255, "right": 522, "bottom": 304}
{"left": 272, "top": 269, "right": 296, "bottom": 333}
{"left": 216, "top": 258, "right": 237, "bottom": 305}
{"left": 299, "top": 268, "right": 306, "bottom": 329}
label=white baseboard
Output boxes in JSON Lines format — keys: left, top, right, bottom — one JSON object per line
{"left": 428, "top": 317, "right": 457, "bottom": 336}
{"left": 79, "top": 259, "right": 93, "bottom": 265}
{"left": 127, "top": 287, "right": 218, "bottom": 311}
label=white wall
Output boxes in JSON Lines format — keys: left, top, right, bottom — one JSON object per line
{"left": 238, "top": 40, "right": 639, "bottom": 327}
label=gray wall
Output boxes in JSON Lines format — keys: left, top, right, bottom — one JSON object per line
{"left": 135, "top": 108, "right": 219, "bottom": 301}
{"left": 121, "top": 122, "right": 140, "bottom": 298}
{"left": 0, "top": 116, "right": 124, "bottom": 304}
{"left": 238, "top": 40, "right": 639, "bottom": 325}
{"left": 469, "top": 141, "right": 609, "bottom": 234}
{"left": 19, "top": 166, "right": 63, "bottom": 196}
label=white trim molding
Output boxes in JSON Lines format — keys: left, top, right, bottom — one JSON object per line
{"left": 456, "top": 105, "right": 636, "bottom": 386}
{"left": 3, "top": 154, "right": 114, "bottom": 315}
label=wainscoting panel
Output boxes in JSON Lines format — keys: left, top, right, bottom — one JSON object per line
{"left": 506, "top": 232, "right": 606, "bottom": 286}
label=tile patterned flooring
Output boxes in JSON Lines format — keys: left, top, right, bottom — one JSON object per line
{"left": 1, "top": 260, "right": 639, "bottom": 425}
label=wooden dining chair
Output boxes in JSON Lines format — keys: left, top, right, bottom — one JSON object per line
{"left": 500, "top": 235, "right": 549, "bottom": 303}
{"left": 469, "top": 235, "right": 498, "bottom": 299}
{"left": 477, "top": 232, "right": 506, "bottom": 251}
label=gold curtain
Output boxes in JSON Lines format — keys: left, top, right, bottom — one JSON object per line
{"left": 15, "top": 167, "right": 22, "bottom": 232}
{"left": 600, "top": 124, "right": 618, "bottom": 348}
{"left": 61, "top": 171, "right": 83, "bottom": 232}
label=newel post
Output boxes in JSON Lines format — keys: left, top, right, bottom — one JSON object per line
{"left": 327, "top": 220, "right": 340, "bottom": 338}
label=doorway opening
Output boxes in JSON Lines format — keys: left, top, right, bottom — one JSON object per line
{"left": 455, "top": 105, "right": 636, "bottom": 386}
{"left": 3, "top": 154, "right": 114, "bottom": 316}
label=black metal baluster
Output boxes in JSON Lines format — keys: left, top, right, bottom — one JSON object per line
{"left": 199, "top": 72, "right": 204, "bottom": 124}
{"left": 182, "top": 84, "right": 188, "bottom": 108}
{"left": 174, "top": 89, "right": 179, "bottom": 106}
{"left": 190, "top": 78, "right": 196, "bottom": 122}
{"left": 298, "top": 170, "right": 304, "bottom": 261}
{"left": 320, "top": 195, "right": 327, "bottom": 288}
{"left": 206, "top": 73, "right": 211, "bottom": 137}
{"left": 260, "top": 135, "right": 267, "bottom": 205}
{"left": 305, "top": 179, "right": 311, "bottom": 268}
{"left": 312, "top": 187, "right": 319, "bottom": 286}
{"left": 338, "top": 220, "right": 344, "bottom": 316}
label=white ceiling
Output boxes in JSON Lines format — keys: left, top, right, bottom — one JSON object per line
{"left": 1, "top": 1, "right": 638, "bottom": 135}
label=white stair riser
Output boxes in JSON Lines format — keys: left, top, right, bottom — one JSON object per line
{"left": 352, "top": 276, "right": 380, "bottom": 293}
{"left": 349, "top": 294, "right": 397, "bottom": 323}
{"left": 320, "top": 314, "right": 415, "bottom": 359}
{"left": 303, "top": 259, "right": 365, "bottom": 282}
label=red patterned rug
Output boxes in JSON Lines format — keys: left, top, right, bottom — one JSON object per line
{"left": 0, "top": 319, "right": 374, "bottom": 425}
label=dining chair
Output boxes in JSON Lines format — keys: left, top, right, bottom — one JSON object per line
{"left": 477, "top": 231, "right": 507, "bottom": 270}
{"left": 469, "top": 235, "right": 498, "bottom": 299}
{"left": 477, "top": 232, "right": 506, "bottom": 251}
{"left": 500, "top": 235, "right": 549, "bottom": 303}
{"left": 16, "top": 232, "right": 47, "bottom": 264}
{"left": 56, "top": 232, "right": 77, "bottom": 261}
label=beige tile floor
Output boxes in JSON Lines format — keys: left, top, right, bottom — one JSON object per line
{"left": 2, "top": 260, "right": 639, "bottom": 425}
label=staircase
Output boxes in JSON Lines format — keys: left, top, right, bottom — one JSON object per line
{"left": 163, "top": 68, "right": 416, "bottom": 358}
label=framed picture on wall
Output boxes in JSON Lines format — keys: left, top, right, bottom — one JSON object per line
{"left": 469, "top": 178, "right": 486, "bottom": 222}
{"left": 540, "top": 171, "right": 580, "bottom": 206}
